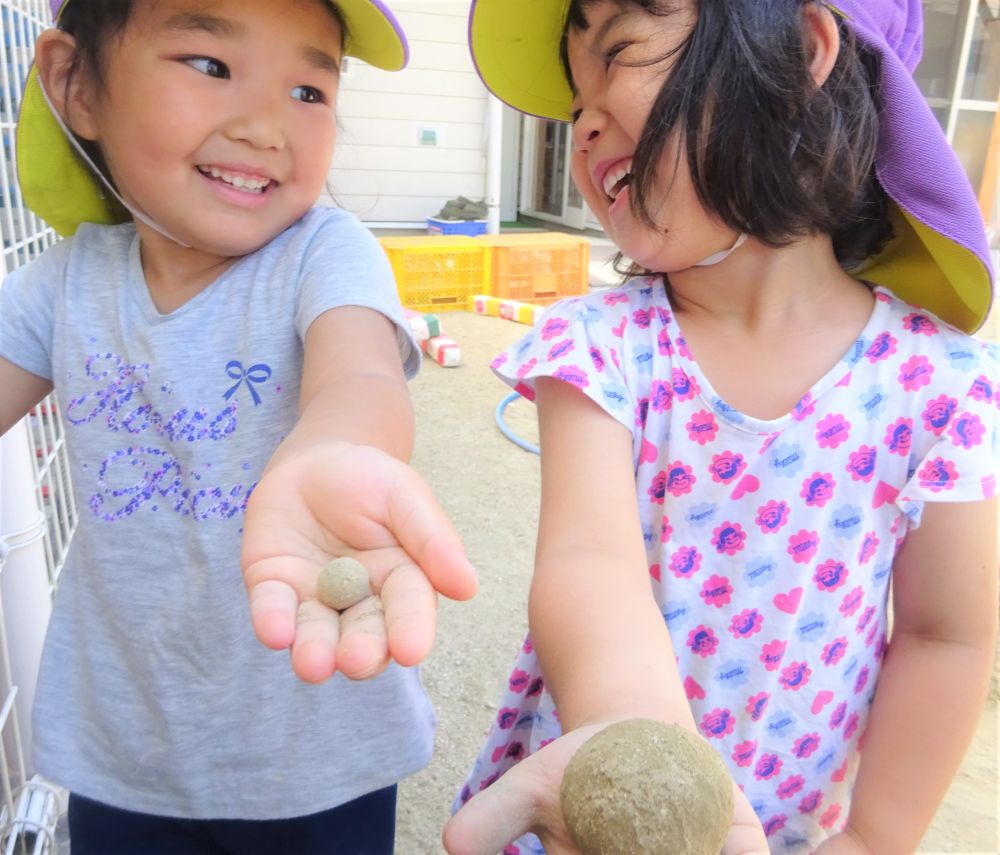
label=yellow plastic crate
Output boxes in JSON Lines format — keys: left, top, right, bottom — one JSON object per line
{"left": 379, "top": 236, "right": 491, "bottom": 313}
{"left": 478, "top": 233, "right": 590, "bottom": 304}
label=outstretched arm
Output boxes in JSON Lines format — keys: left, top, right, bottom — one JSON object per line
{"left": 241, "top": 306, "right": 476, "bottom": 683}
{"left": 445, "top": 378, "right": 766, "bottom": 855}
{"left": 0, "top": 357, "right": 52, "bottom": 436}
{"left": 815, "top": 498, "right": 999, "bottom": 854}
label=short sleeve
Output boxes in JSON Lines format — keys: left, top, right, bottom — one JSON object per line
{"left": 0, "top": 242, "right": 66, "bottom": 380}
{"left": 295, "top": 209, "right": 419, "bottom": 379}
{"left": 491, "top": 292, "right": 637, "bottom": 432}
{"left": 896, "top": 343, "right": 1000, "bottom": 524}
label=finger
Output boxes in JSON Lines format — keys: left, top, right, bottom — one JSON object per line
{"left": 386, "top": 469, "right": 478, "bottom": 601}
{"left": 247, "top": 579, "right": 299, "bottom": 650}
{"left": 336, "top": 595, "right": 390, "bottom": 680}
{"left": 381, "top": 562, "right": 438, "bottom": 667}
{"left": 290, "top": 598, "right": 340, "bottom": 683}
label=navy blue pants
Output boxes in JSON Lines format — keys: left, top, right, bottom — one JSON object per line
{"left": 68, "top": 785, "right": 397, "bottom": 855}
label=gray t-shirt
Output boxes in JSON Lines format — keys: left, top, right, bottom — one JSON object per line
{"left": 0, "top": 207, "right": 435, "bottom": 820}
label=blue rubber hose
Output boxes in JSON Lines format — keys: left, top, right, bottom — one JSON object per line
{"left": 495, "top": 392, "right": 540, "bottom": 455}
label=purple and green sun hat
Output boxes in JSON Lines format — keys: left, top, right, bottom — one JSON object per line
{"left": 17, "top": 0, "right": 409, "bottom": 238}
{"left": 468, "top": 0, "right": 995, "bottom": 334}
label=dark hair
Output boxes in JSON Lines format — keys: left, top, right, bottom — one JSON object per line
{"left": 561, "top": 0, "right": 893, "bottom": 274}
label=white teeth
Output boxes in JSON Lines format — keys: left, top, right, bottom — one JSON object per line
{"left": 602, "top": 158, "right": 633, "bottom": 200}
{"left": 199, "top": 166, "right": 270, "bottom": 194}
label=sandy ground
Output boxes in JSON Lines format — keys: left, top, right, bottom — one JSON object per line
{"left": 396, "top": 310, "right": 1000, "bottom": 855}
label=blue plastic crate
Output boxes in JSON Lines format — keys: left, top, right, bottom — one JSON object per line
{"left": 427, "top": 217, "right": 488, "bottom": 237}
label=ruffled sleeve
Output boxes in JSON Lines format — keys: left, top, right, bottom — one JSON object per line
{"left": 896, "top": 341, "right": 1000, "bottom": 525}
{"left": 491, "top": 290, "right": 640, "bottom": 432}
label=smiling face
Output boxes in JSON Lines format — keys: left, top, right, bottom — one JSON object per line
{"left": 565, "top": 0, "right": 741, "bottom": 273}
{"left": 74, "top": 0, "right": 343, "bottom": 259}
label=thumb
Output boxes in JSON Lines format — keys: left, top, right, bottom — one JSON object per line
{"left": 386, "top": 464, "right": 477, "bottom": 601}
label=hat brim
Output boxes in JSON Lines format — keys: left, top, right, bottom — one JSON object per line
{"left": 19, "top": 0, "right": 409, "bottom": 237}
{"left": 467, "top": 0, "right": 995, "bottom": 334}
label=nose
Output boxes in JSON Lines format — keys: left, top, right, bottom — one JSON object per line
{"left": 223, "top": 88, "right": 287, "bottom": 151}
{"left": 571, "top": 106, "right": 606, "bottom": 154}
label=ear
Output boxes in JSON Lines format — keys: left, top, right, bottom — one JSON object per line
{"left": 801, "top": 3, "right": 841, "bottom": 88}
{"left": 32, "top": 28, "right": 101, "bottom": 140}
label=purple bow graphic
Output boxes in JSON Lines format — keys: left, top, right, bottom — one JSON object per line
{"left": 224, "top": 361, "right": 271, "bottom": 407}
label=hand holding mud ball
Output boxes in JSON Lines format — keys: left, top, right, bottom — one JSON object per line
{"left": 560, "top": 720, "right": 732, "bottom": 855}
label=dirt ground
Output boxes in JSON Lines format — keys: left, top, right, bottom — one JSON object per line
{"left": 395, "top": 310, "right": 1000, "bottom": 854}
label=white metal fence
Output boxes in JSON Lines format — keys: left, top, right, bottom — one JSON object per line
{"left": 0, "top": 1, "right": 74, "bottom": 852}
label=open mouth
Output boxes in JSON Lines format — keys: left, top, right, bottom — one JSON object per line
{"left": 603, "top": 158, "right": 633, "bottom": 202}
{"left": 196, "top": 166, "right": 274, "bottom": 195}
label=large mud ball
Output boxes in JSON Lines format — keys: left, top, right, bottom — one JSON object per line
{"left": 316, "top": 556, "right": 372, "bottom": 612}
{"left": 560, "top": 719, "right": 733, "bottom": 855}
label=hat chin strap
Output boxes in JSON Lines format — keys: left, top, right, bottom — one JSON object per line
{"left": 37, "top": 79, "right": 192, "bottom": 248}
{"left": 693, "top": 232, "right": 748, "bottom": 267}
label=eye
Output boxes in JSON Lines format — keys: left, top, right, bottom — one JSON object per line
{"left": 291, "top": 85, "right": 326, "bottom": 104}
{"left": 570, "top": 107, "right": 583, "bottom": 124}
{"left": 184, "top": 56, "right": 229, "bottom": 78}
{"left": 604, "top": 42, "right": 630, "bottom": 66}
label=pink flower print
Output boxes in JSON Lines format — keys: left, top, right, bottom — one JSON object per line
{"left": 672, "top": 368, "right": 698, "bottom": 401}
{"left": 712, "top": 521, "right": 747, "bottom": 556}
{"left": 839, "top": 586, "right": 864, "bottom": 618}
{"left": 792, "top": 392, "right": 816, "bottom": 422}
{"left": 865, "top": 331, "right": 897, "bottom": 362}
{"left": 677, "top": 336, "right": 692, "bottom": 359}
{"left": 635, "top": 397, "right": 649, "bottom": 430}
{"left": 603, "top": 291, "right": 629, "bottom": 306}
{"left": 649, "top": 563, "right": 661, "bottom": 582}
{"left": 754, "top": 753, "right": 783, "bottom": 781}
{"left": 589, "top": 346, "right": 606, "bottom": 373}
{"left": 730, "top": 607, "right": 764, "bottom": 638}
{"left": 649, "top": 379, "right": 673, "bottom": 412}
{"left": 904, "top": 312, "right": 939, "bottom": 336}
{"left": 857, "top": 532, "right": 879, "bottom": 565}
{"left": 657, "top": 327, "right": 674, "bottom": 356}
{"left": 798, "top": 790, "right": 824, "bottom": 815}
{"left": 491, "top": 353, "right": 509, "bottom": 370}
{"left": 522, "top": 635, "right": 533, "bottom": 653}
{"left": 647, "top": 471, "right": 668, "bottom": 504}
{"left": 857, "top": 605, "right": 876, "bottom": 634}
{"left": 884, "top": 417, "right": 913, "bottom": 455}
{"left": 829, "top": 701, "right": 848, "bottom": 729}
{"left": 793, "top": 733, "right": 821, "bottom": 759}
{"left": 669, "top": 546, "right": 701, "bottom": 579}
{"left": 755, "top": 500, "right": 790, "bottom": 535}
{"left": 479, "top": 771, "right": 501, "bottom": 791}
{"left": 760, "top": 639, "right": 787, "bottom": 672}
{"left": 821, "top": 637, "right": 849, "bottom": 667}
{"left": 700, "top": 707, "right": 736, "bottom": 739}
{"left": 763, "top": 815, "right": 788, "bottom": 837}
{"left": 970, "top": 374, "right": 994, "bottom": 403}
{"left": 661, "top": 516, "right": 674, "bottom": 543}
{"left": 552, "top": 364, "right": 589, "bottom": 388}
{"left": 843, "top": 712, "right": 860, "bottom": 741}
{"left": 947, "top": 411, "right": 985, "bottom": 449}
{"left": 816, "top": 413, "right": 851, "bottom": 449}
{"left": 854, "top": 665, "right": 870, "bottom": 695}
{"left": 746, "top": 691, "right": 770, "bottom": 721}
{"left": 846, "top": 445, "right": 877, "bottom": 483}
{"left": 899, "top": 355, "right": 933, "bottom": 391}
{"left": 819, "top": 803, "right": 843, "bottom": 830}
{"left": 776, "top": 775, "right": 806, "bottom": 800}
{"left": 686, "top": 410, "right": 718, "bottom": 445}
{"left": 508, "top": 669, "right": 530, "bottom": 692}
{"left": 516, "top": 357, "right": 538, "bottom": 379}
{"left": 814, "top": 559, "right": 849, "bottom": 593}
{"left": 656, "top": 305, "right": 672, "bottom": 325}
{"left": 632, "top": 307, "right": 652, "bottom": 329}
{"left": 801, "top": 472, "right": 835, "bottom": 508}
{"left": 687, "top": 625, "right": 720, "bottom": 657}
{"left": 540, "top": 317, "right": 569, "bottom": 341}
{"left": 787, "top": 529, "right": 820, "bottom": 564}
{"left": 526, "top": 677, "right": 544, "bottom": 697}
{"left": 496, "top": 707, "right": 520, "bottom": 729}
{"left": 709, "top": 451, "right": 746, "bottom": 484}
{"left": 922, "top": 394, "right": 958, "bottom": 435}
{"left": 700, "top": 575, "right": 733, "bottom": 607}
{"left": 732, "top": 739, "right": 758, "bottom": 767}
{"left": 917, "top": 457, "right": 959, "bottom": 492}
{"left": 547, "top": 338, "right": 575, "bottom": 361}
{"left": 459, "top": 783, "right": 473, "bottom": 805}
{"left": 779, "top": 661, "right": 811, "bottom": 691}
{"left": 664, "top": 461, "right": 697, "bottom": 497}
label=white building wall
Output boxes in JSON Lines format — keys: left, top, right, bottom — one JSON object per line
{"left": 325, "top": 1, "right": 488, "bottom": 225}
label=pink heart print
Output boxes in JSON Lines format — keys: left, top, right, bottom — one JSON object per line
{"left": 773, "top": 587, "right": 803, "bottom": 614}
{"left": 684, "top": 676, "right": 706, "bottom": 700}
{"left": 872, "top": 481, "right": 899, "bottom": 509}
{"left": 640, "top": 438, "right": 658, "bottom": 464}
{"left": 612, "top": 317, "right": 627, "bottom": 338}
{"left": 731, "top": 474, "right": 760, "bottom": 500}
{"left": 811, "top": 690, "right": 834, "bottom": 715}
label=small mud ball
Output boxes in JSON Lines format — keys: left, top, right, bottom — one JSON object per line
{"left": 316, "top": 556, "right": 371, "bottom": 612}
{"left": 560, "top": 719, "right": 732, "bottom": 855}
